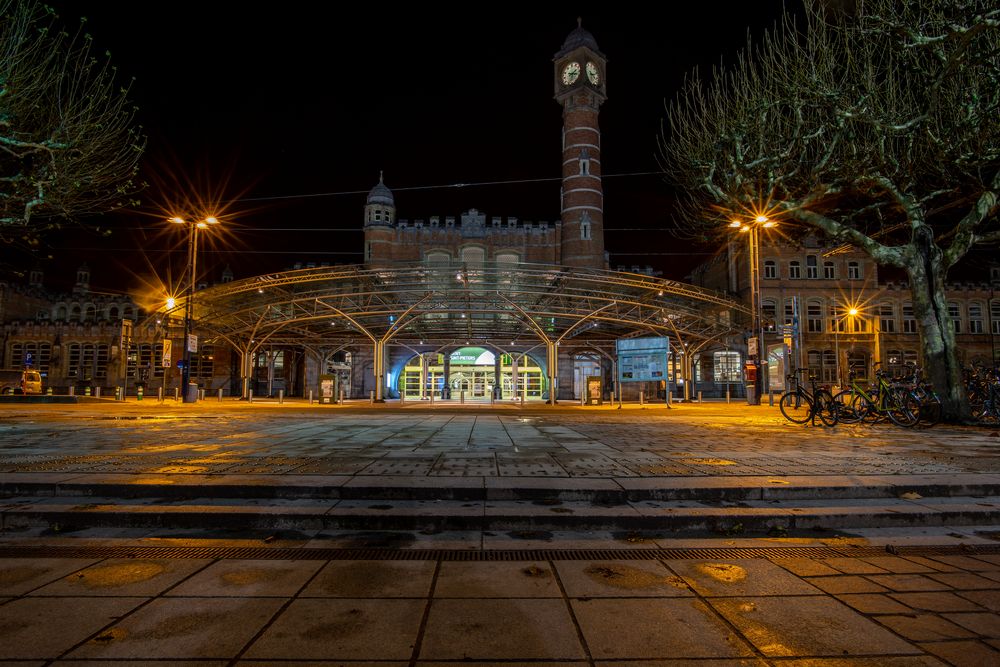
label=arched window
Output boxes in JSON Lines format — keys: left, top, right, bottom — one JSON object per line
{"left": 761, "top": 299, "right": 777, "bottom": 330}
{"left": 461, "top": 246, "right": 485, "bottom": 268}
{"left": 69, "top": 305, "right": 81, "bottom": 322}
{"left": 902, "top": 302, "right": 917, "bottom": 333}
{"left": 55, "top": 305, "right": 67, "bottom": 320}
{"left": 425, "top": 251, "right": 450, "bottom": 265}
{"left": 823, "top": 350, "right": 837, "bottom": 383}
{"left": 968, "top": 302, "right": 984, "bottom": 334}
{"left": 84, "top": 304, "right": 96, "bottom": 321}
{"left": 879, "top": 302, "right": 895, "bottom": 333}
{"left": 495, "top": 253, "right": 518, "bottom": 265}
{"left": 108, "top": 306, "right": 120, "bottom": 320}
{"left": 807, "top": 299, "right": 823, "bottom": 333}
{"left": 948, "top": 301, "right": 962, "bottom": 333}
{"left": 847, "top": 350, "right": 868, "bottom": 379}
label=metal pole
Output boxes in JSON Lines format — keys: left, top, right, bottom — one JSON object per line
{"left": 181, "top": 225, "right": 196, "bottom": 403}
{"left": 278, "top": 389, "right": 284, "bottom": 404}
{"left": 218, "top": 388, "right": 223, "bottom": 402}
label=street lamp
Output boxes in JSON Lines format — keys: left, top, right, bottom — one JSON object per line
{"left": 729, "top": 215, "right": 775, "bottom": 405}
{"left": 170, "top": 215, "right": 219, "bottom": 403}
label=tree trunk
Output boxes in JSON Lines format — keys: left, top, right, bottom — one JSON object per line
{"left": 906, "top": 232, "right": 969, "bottom": 422}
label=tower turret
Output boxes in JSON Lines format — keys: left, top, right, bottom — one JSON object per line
{"left": 363, "top": 172, "right": 396, "bottom": 266}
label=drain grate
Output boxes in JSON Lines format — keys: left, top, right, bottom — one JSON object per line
{"left": 0, "top": 543, "right": 997, "bottom": 561}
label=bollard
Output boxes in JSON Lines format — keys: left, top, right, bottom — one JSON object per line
{"left": 667, "top": 388, "right": 672, "bottom": 405}
{"left": 460, "top": 390, "right": 465, "bottom": 404}
{"left": 369, "top": 390, "right": 374, "bottom": 404}
{"left": 199, "top": 389, "right": 205, "bottom": 401}
{"left": 279, "top": 389, "right": 284, "bottom": 404}
{"left": 726, "top": 385, "right": 731, "bottom": 403}
{"left": 158, "top": 387, "right": 163, "bottom": 402}
{"left": 490, "top": 393, "right": 494, "bottom": 405}
{"left": 218, "top": 388, "right": 223, "bottom": 402}
{"left": 174, "top": 387, "right": 179, "bottom": 401}
{"left": 95, "top": 387, "right": 101, "bottom": 398}
{"left": 84, "top": 386, "right": 91, "bottom": 397}
{"left": 520, "top": 393, "right": 525, "bottom": 408}
{"left": 47, "top": 386, "right": 53, "bottom": 396}
{"left": 69, "top": 385, "right": 75, "bottom": 397}
{"left": 580, "top": 393, "right": 585, "bottom": 406}
{"left": 697, "top": 390, "right": 703, "bottom": 403}
{"left": 639, "top": 390, "right": 644, "bottom": 405}
{"left": 137, "top": 385, "right": 143, "bottom": 401}
{"left": 399, "top": 391, "right": 405, "bottom": 405}
{"left": 339, "top": 387, "right": 344, "bottom": 404}
{"left": 309, "top": 389, "right": 314, "bottom": 404}
{"left": 249, "top": 390, "right": 254, "bottom": 404}
{"left": 769, "top": 390, "right": 775, "bottom": 407}
{"left": 429, "top": 389, "right": 434, "bottom": 404}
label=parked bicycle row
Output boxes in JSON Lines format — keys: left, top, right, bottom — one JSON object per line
{"left": 778, "top": 362, "right": 943, "bottom": 428}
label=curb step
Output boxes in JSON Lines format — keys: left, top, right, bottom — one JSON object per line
{"left": 3, "top": 496, "right": 999, "bottom": 533}
{"left": 3, "top": 477, "right": 1000, "bottom": 503}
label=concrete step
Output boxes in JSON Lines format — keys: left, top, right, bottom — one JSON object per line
{"left": 3, "top": 473, "right": 999, "bottom": 503}
{"left": 3, "top": 495, "right": 1000, "bottom": 533}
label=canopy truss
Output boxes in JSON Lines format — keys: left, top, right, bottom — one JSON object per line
{"left": 157, "top": 262, "right": 748, "bottom": 400}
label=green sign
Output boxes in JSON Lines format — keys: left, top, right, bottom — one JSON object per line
{"left": 449, "top": 347, "right": 496, "bottom": 366}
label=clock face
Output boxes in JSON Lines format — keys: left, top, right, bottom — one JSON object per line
{"left": 586, "top": 61, "right": 600, "bottom": 85}
{"left": 561, "top": 61, "right": 580, "bottom": 85}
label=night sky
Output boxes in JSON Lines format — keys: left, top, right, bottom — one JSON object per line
{"left": 22, "top": 2, "right": 790, "bottom": 294}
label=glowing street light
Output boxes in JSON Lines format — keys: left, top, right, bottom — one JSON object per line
{"left": 170, "top": 215, "right": 221, "bottom": 403}
{"left": 727, "top": 214, "right": 776, "bottom": 405}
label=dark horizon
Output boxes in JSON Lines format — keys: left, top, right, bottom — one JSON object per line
{"left": 8, "top": 2, "right": 790, "bottom": 294}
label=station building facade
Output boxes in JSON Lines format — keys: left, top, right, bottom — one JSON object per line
{"left": 687, "top": 235, "right": 1000, "bottom": 396}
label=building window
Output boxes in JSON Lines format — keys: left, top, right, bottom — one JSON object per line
{"left": 829, "top": 302, "right": 846, "bottom": 333}
{"left": 948, "top": 301, "right": 961, "bottom": 334}
{"left": 807, "top": 300, "right": 823, "bottom": 333}
{"left": 784, "top": 299, "right": 796, "bottom": 326}
{"left": 761, "top": 299, "right": 777, "bottom": 330}
{"left": 806, "top": 255, "right": 818, "bottom": 279}
{"left": 763, "top": 260, "right": 777, "bottom": 279}
{"left": 902, "top": 302, "right": 917, "bottom": 333}
{"left": 191, "top": 344, "right": 214, "bottom": 379}
{"left": 581, "top": 220, "right": 591, "bottom": 240}
{"left": 579, "top": 158, "right": 590, "bottom": 175}
{"left": 992, "top": 300, "right": 1000, "bottom": 335}
{"left": 879, "top": 302, "right": 895, "bottom": 333}
{"left": 365, "top": 242, "right": 373, "bottom": 261}
{"left": 847, "top": 350, "right": 868, "bottom": 379}
{"left": 788, "top": 261, "right": 801, "bottom": 279}
{"left": 713, "top": 351, "right": 741, "bottom": 383}
{"left": 807, "top": 350, "right": 822, "bottom": 381}
{"left": 823, "top": 261, "right": 836, "bottom": 279}
{"left": 968, "top": 302, "right": 984, "bottom": 334}
{"left": 10, "top": 342, "right": 52, "bottom": 374}
{"left": 66, "top": 343, "right": 110, "bottom": 381}
{"left": 886, "top": 349, "right": 905, "bottom": 377}
{"left": 848, "top": 261, "right": 862, "bottom": 280}
{"left": 373, "top": 210, "right": 382, "bottom": 222}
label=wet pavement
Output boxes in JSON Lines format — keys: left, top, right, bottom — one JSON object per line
{"left": 1, "top": 400, "right": 999, "bottom": 664}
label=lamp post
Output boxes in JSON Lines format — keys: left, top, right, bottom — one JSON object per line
{"left": 170, "top": 215, "right": 219, "bottom": 403}
{"left": 729, "top": 215, "right": 774, "bottom": 405}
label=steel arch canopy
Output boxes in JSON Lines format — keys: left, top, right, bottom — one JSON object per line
{"left": 159, "top": 262, "right": 748, "bottom": 350}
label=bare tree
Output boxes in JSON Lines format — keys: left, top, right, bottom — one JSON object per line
{"left": 0, "top": 0, "right": 144, "bottom": 248}
{"left": 661, "top": 0, "right": 999, "bottom": 420}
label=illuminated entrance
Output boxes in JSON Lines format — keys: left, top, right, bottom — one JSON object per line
{"left": 398, "top": 347, "right": 546, "bottom": 400}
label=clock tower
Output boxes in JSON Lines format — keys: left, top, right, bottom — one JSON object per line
{"left": 554, "top": 19, "right": 607, "bottom": 270}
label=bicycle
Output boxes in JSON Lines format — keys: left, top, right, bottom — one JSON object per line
{"left": 779, "top": 368, "right": 838, "bottom": 426}
{"left": 833, "top": 364, "right": 920, "bottom": 427}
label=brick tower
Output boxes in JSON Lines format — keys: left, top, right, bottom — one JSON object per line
{"left": 554, "top": 19, "right": 607, "bottom": 269}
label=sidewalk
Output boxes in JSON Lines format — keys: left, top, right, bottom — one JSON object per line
{"left": 2, "top": 402, "right": 1000, "bottom": 664}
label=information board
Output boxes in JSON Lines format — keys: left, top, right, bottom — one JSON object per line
{"left": 616, "top": 337, "right": 669, "bottom": 383}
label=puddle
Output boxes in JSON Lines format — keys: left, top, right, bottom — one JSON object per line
{"left": 696, "top": 562, "right": 747, "bottom": 583}
{"left": 584, "top": 564, "right": 689, "bottom": 590}
{"left": 74, "top": 561, "right": 165, "bottom": 588}
{"left": 680, "top": 458, "right": 737, "bottom": 466}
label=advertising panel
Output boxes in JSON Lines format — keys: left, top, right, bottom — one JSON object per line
{"left": 616, "top": 337, "right": 669, "bottom": 383}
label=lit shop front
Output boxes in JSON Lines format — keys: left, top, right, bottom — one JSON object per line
{"left": 396, "top": 347, "right": 545, "bottom": 400}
